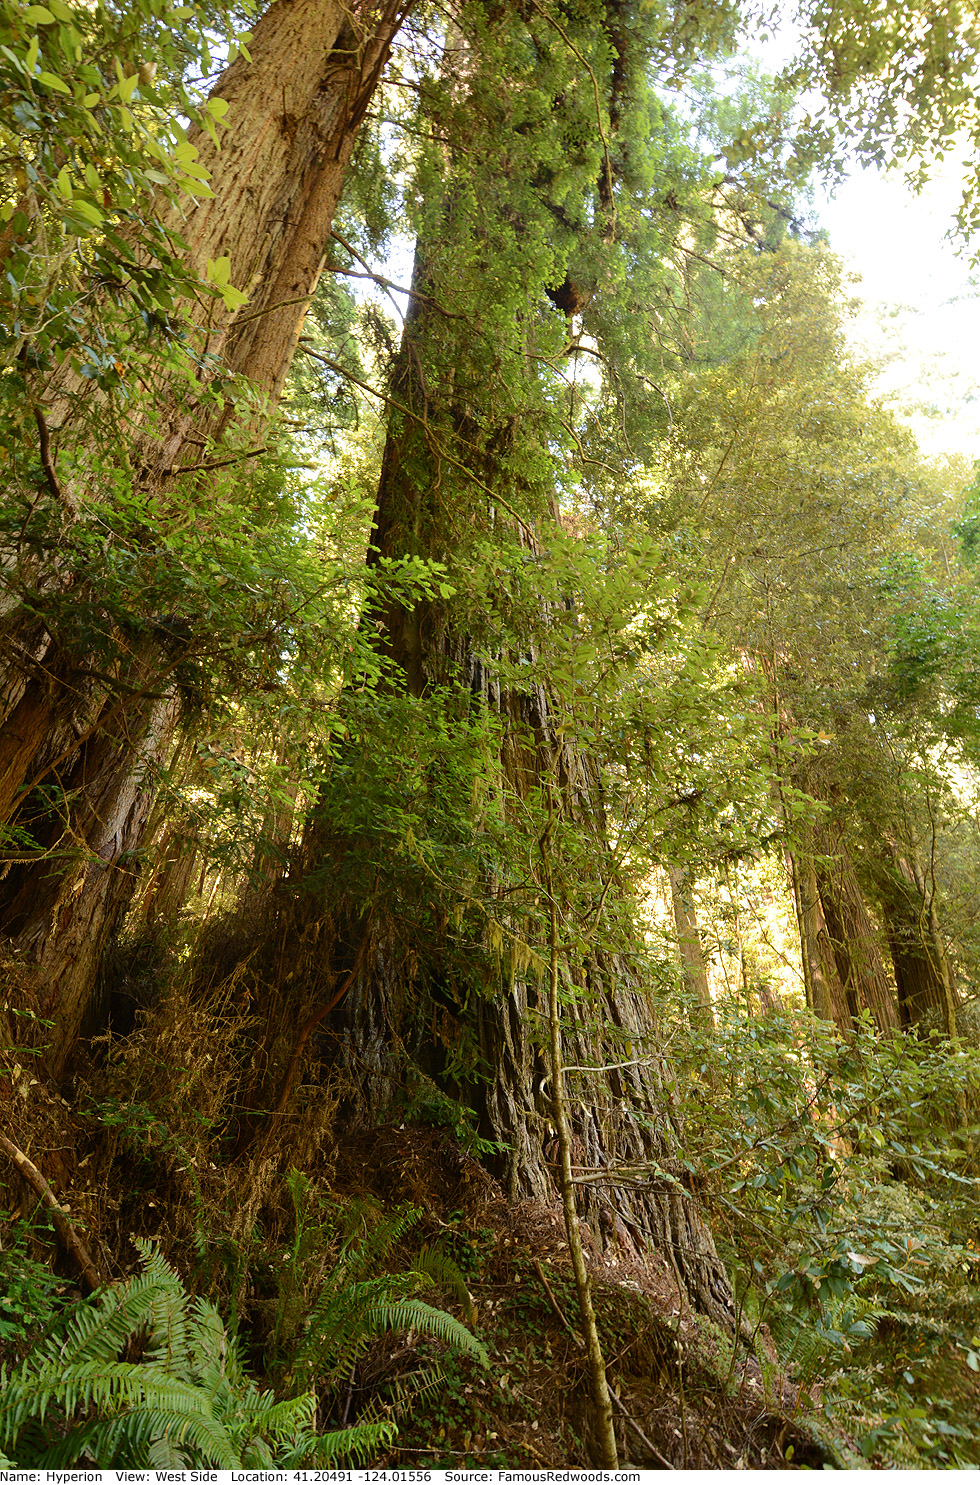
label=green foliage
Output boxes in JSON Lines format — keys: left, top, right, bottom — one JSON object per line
{"left": 669, "top": 992, "right": 980, "bottom": 1463}
{"left": 685, "top": 1000, "right": 979, "bottom": 1275}
{"left": 5, "top": 0, "right": 980, "bottom": 1467}
{"left": 780, "top": 0, "right": 980, "bottom": 240}
{"left": 0, "top": 0, "right": 251, "bottom": 374}
{"left": 267, "top": 1174, "right": 488, "bottom": 1417}
{"left": 0, "top": 1218, "right": 63, "bottom": 1348}
{"left": 0, "top": 1238, "right": 392, "bottom": 1468}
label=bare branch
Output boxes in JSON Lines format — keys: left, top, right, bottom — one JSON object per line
{"left": 0, "top": 1129, "right": 105, "bottom": 1292}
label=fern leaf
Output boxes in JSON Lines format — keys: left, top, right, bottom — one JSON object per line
{"left": 132, "top": 1240, "right": 191, "bottom": 1380}
{"left": 413, "top": 1245, "right": 477, "bottom": 1321}
{"left": 278, "top": 1420, "right": 397, "bottom": 1467}
{"left": 147, "top": 1430, "right": 191, "bottom": 1469}
{"left": 187, "top": 1298, "right": 232, "bottom": 1384}
{"left": 367, "top": 1299, "right": 489, "bottom": 1366}
{"left": 238, "top": 1390, "right": 317, "bottom": 1441}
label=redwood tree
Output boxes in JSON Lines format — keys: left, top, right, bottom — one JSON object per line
{"left": 0, "top": 0, "right": 409, "bottom": 1074}
{"left": 221, "top": 0, "right": 749, "bottom": 1332}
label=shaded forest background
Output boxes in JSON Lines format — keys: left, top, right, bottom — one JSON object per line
{"left": 2, "top": 0, "right": 980, "bottom": 1467}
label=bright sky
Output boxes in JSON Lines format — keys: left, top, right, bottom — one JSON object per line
{"left": 816, "top": 163, "right": 980, "bottom": 461}
{"left": 747, "top": 14, "right": 980, "bottom": 464}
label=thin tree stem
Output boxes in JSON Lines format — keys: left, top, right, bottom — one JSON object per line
{"left": 0, "top": 1130, "right": 105, "bottom": 1291}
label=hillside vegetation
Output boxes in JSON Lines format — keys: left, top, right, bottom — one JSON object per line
{"left": 2, "top": 0, "right": 980, "bottom": 1467}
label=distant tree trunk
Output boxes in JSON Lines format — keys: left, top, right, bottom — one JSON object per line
{"left": 786, "top": 845, "right": 831, "bottom": 1022}
{"left": 813, "top": 823, "right": 898, "bottom": 1033}
{"left": 1, "top": 0, "right": 408, "bottom": 1077}
{"left": 139, "top": 823, "right": 200, "bottom": 932}
{"left": 668, "top": 866, "right": 713, "bottom": 1025}
{"left": 871, "top": 843, "right": 957, "bottom": 1035}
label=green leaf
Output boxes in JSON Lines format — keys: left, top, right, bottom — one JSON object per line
{"left": 38, "top": 69, "right": 70, "bottom": 92}
{"left": 219, "top": 284, "right": 248, "bottom": 310}
{"left": 208, "top": 256, "right": 231, "bottom": 287}
{"left": 118, "top": 72, "right": 139, "bottom": 103}
{"left": 24, "top": 5, "right": 56, "bottom": 22}
{"left": 68, "top": 197, "right": 104, "bottom": 225}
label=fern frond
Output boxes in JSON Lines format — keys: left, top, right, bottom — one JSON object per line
{"left": 147, "top": 1430, "right": 191, "bottom": 1469}
{"left": 131, "top": 1240, "right": 191, "bottom": 1379}
{"left": 291, "top": 1276, "right": 403, "bottom": 1385}
{"left": 26, "top": 1274, "right": 163, "bottom": 1372}
{"left": 187, "top": 1298, "right": 232, "bottom": 1384}
{"left": 278, "top": 1420, "right": 397, "bottom": 1467}
{"left": 367, "top": 1300, "right": 488, "bottom": 1366}
{"left": 236, "top": 1390, "right": 317, "bottom": 1440}
{"left": 336, "top": 1202, "right": 423, "bottom": 1283}
{"left": 238, "top": 1435, "right": 276, "bottom": 1469}
{"left": 413, "top": 1245, "right": 476, "bottom": 1320}
{"left": 0, "top": 1242, "right": 358, "bottom": 1471}
{"left": 126, "top": 1407, "right": 238, "bottom": 1469}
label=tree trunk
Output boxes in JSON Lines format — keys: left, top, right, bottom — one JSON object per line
{"left": 1, "top": 0, "right": 408, "bottom": 1076}
{"left": 794, "top": 848, "right": 856, "bottom": 1028}
{"left": 1, "top": 690, "right": 180, "bottom": 1077}
{"left": 668, "top": 866, "right": 714, "bottom": 1025}
{"left": 231, "top": 242, "right": 740, "bottom": 1336}
{"left": 871, "top": 843, "right": 957, "bottom": 1034}
{"left": 139, "top": 823, "right": 200, "bottom": 931}
{"left": 813, "top": 823, "right": 899, "bottom": 1033}
{"left": 542, "top": 805, "right": 618, "bottom": 1469}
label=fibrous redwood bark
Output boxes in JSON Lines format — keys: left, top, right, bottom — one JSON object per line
{"left": 235, "top": 267, "right": 739, "bottom": 1337}
{"left": 870, "top": 844, "right": 957, "bottom": 1034}
{"left": 0, "top": 689, "right": 179, "bottom": 1073}
{"left": 794, "top": 847, "right": 857, "bottom": 1029}
{"left": 0, "top": 0, "right": 409, "bottom": 1076}
{"left": 814, "top": 822, "right": 898, "bottom": 1033}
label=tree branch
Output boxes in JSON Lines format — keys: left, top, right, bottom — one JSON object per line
{"left": 161, "top": 445, "right": 267, "bottom": 477}
{"left": 0, "top": 1129, "right": 105, "bottom": 1292}
{"left": 33, "top": 406, "right": 66, "bottom": 505}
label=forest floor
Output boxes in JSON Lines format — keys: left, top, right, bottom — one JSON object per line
{"left": 1, "top": 1042, "right": 843, "bottom": 1472}
{"left": 325, "top": 1124, "right": 840, "bottom": 1470}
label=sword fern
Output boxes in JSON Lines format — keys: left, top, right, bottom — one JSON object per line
{"left": 0, "top": 1240, "right": 394, "bottom": 1468}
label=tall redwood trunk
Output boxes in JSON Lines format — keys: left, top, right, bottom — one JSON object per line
{"left": 870, "top": 844, "right": 957, "bottom": 1034}
{"left": 1, "top": 0, "right": 409, "bottom": 1077}
{"left": 791, "top": 848, "right": 836, "bottom": 1023}
{"left": 231, "top": 234, "right": 740, "bottom": 1332}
